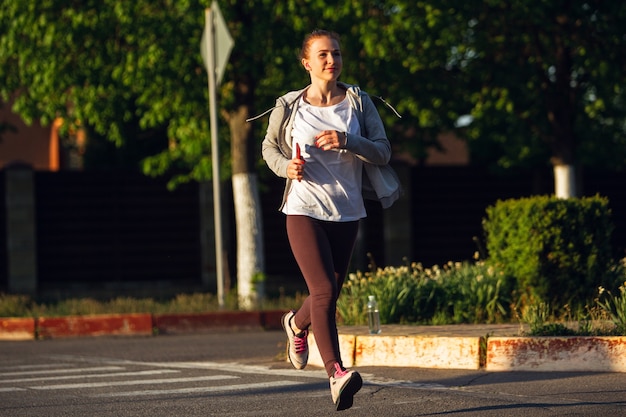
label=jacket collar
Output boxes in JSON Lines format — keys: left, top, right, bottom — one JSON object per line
{"left": 246, "top": 82, "right": 360, "bottom": 122}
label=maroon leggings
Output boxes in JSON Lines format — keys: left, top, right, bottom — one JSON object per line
{"left": 286, "top": 215, "right": 359, "bottom": 377}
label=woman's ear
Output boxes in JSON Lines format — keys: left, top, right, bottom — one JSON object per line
{"left": 302, "top": 59, "right": 310, "bottom": 70}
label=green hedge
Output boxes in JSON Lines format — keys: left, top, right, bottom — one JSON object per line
{"left": 483, "top": 195, "right": 614, "bottom": 307}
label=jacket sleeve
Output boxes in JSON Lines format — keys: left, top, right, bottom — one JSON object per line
{"left": 343, "top": 94, "right": 391, "bottom": 166}
{"left": 261, "top": 101, "right": 291, "bottom": 179}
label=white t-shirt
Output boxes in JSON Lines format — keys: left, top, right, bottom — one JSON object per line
{"left": 283, "top": 97, "right": 366, "bottom": 221}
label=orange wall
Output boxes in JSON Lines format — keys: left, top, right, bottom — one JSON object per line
{"left": 0, "top": 103, "right": 51, "bottom": 170}
{"left": 426, "top": 132, "right": 469, "bottom": 166}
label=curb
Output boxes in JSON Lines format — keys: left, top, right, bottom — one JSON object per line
{"left": 2, "top": 313, "right": 626, "bottom": 373}
{"left": 153, "top": 310, "right": 284, "bottom": 334}
{"left": 0, "top": 311, "right": 285, "bottom": 340}
{"left": 0, "top": 318, "right": 36, "bottom": 341}
{"left": 37, "top": 314, "right": 153, "bottom": 338}
{"left": 486, "top": 336, "right": 626, "bottom": 372}
{"left": 307, "top": 333, "right": 482, "bottom": 370}
{"left": 306, "top": 333, "right": 626, "bottom": 372}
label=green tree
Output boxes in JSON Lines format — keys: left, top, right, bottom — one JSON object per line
{"left": 333, "top": 2, "right": 626, "bottom": 197}
{"left": 465, "top": 1, "right": 626, "bottom": 197}
{"left": 0, "top": 0, "right": 349, "bottom": 308}
{"left": 0, "top": 0, "right": 263, "bottom": 306}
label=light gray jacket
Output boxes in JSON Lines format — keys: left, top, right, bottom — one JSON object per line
{"left": 259, "top": 82, "right": 399, "bottom": 210}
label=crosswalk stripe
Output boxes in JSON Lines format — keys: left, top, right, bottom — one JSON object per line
{"left": 0, "top": 364, "right": 66, "bottom": 371}
{"left": 0, "top": 366, "right": 125, "bottom": 377}
{"left": 29, "top": 375, "right": 239, "bottom": 390}
{"left": 92, "top": 380, "right": 306, "bottom": 397}
{"left": 0, "top": 387, "right": 27, "bottom": 392}
{"left": 0, "top": 369, "right": 180, "bottom": 384}
{"left": 132, "top": 361, "right": 329, "bottom": 379}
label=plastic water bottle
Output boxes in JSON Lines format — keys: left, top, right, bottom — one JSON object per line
{"left": 367, "top": 295, "right": 381, "bottom": 334}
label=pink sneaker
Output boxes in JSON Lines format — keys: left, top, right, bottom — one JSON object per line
{"left": 329, "top": 363, "right": 362, "bottom": 411}
{"left": 281, "top": 311, "right": 308, "bottom": 370}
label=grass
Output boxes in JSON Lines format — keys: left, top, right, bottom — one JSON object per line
{"left": 517, "top": 298, "right": 624, "bottom": 336}
{"left": 0, "top": 292, "right": 306, "bottom": 318}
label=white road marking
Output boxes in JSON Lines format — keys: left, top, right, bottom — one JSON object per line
{"left": 29, "top": 375, "right": 239, "bottom": 390}
{"left": 110, "top": 360, "right": 329, "bottom": 380}
{"left": 42, "top": 356, "right": 330, "bottom": 379}
{"left": 0, "top": 364, "right": 67, "bottom": 370}
{"left": 0, "top": 366, "right": 125, "bottom": 377}
{"left": 30, "top": 357, "right": 448, "bottom": 389}
{"left": 0, "top": 369, "right": 180, "bottom": 384}
{"left": 0, "top": 387, "right": 26, "bottom": 392}
{"left": 92, "top": 380, "right": 306, "bottom": 397}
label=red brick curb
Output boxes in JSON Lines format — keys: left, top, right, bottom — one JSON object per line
{"left": 0, "top": 310, "right": 287, "bottom": 340}
{"left": 37, "top": 314, "right": 153, "bottom": 339}
{"left": 0, "top": 317, "right": 36, "bottom": 340}
{"left": 261, "top": 310, "right": 285, "bottom": 330}
{"left": 155, "top": 311, "right": 260, "bottom": 334}
{"left": 153, "top": 310, "right": 286, "bottom": 334}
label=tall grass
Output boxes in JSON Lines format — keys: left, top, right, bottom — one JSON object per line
{"left": 0, "top": 292, "right": 305, "bottom": 318}
{"left": 337, "top": 260, "right": 510, "bottom": 325}
{"left": 596, "top": 281, "right": 626, "bottom": 335}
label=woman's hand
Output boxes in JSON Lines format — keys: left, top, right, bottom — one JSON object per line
{"left": 315, "top": 130, "right": 346, "bottom": 151}
{"left": 288, "top": 157, "right": 305, "bottom": 182}
{"left": 289, "top": 143, "right": 305, "bottom": 182}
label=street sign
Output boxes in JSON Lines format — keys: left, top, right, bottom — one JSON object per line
{"left": 201, "top": 1, "right": 233, "bottom": 86}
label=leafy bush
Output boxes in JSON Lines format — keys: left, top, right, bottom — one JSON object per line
{"left": 337, "top": 260, "right": 511, "bottom": 325}
{"left": 483, "top": 195, "right": 614, "bottom": 308}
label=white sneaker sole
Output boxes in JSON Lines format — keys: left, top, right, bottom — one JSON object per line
{"left": 335, "top": 372, "right": 363, "bottom": 411}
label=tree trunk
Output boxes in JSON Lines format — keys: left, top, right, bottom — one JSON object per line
{"left": 553, "top": 163, "right": 577, "bottom": 199}
{"left": 232, "top": 172, "right": 265, "bottom": 309}
{"left": 548, "top": 41, "right": 578, "bottom": 199}
{"left": 228, "top": 103, "right": 265, "bottom": 310}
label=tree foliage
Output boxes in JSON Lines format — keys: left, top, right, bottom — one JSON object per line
{"left": 3, "top": 1, "right": 624, "bottom": 178}
{"left": 327, "top": 1, "right": 626, "bottom": 172}
{"left": 1, "top": 0, "right": 210, "bottom": 177}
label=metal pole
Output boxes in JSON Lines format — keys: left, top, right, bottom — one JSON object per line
{"left": 206, "top": 8, "right": 225, "bottom": 308}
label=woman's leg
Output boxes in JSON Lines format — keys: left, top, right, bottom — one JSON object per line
{"left": 286, "top": 215, "right": 359, "bottom": 377}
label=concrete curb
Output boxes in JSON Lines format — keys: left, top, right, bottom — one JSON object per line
{"left": 486, "top": 336, "right": 626, "bottom": 372}
{"left": 307, "top": 333, "right": 482, "bottom": 370}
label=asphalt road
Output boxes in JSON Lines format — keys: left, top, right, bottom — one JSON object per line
{"left": 1, "top": 331, "right": 625, "bottom": 416}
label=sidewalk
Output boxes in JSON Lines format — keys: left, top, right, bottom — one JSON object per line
{"left": 1, "top": 311, "right": 625, "bottom": 373}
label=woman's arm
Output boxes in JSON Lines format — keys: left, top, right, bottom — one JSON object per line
{"left": 261, "top": 102, "right": 291, "bottom": 178}
{"left": 344, "top": 94, "right": 391, "bottom": 165}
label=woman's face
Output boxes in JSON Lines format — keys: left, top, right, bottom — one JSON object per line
{"left": 303, "top": 36, "right": 342, "bottom": 82}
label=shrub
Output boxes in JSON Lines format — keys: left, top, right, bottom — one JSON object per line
{"left": 483, "top": 195, "right": 614, "bottom": 308}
